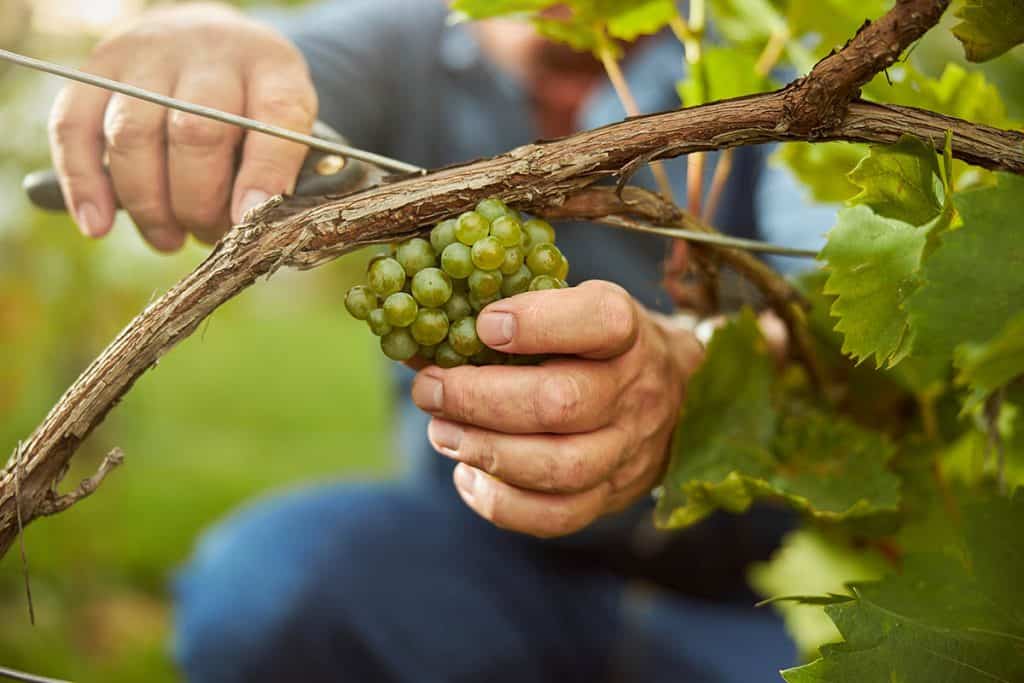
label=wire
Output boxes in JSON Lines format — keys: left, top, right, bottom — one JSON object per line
{"left": 597, "top": 215, "right": 818, "bottom": 258}
{"left": 0, "top": 49, "right": 425, "bottom": 176}
{"left": 0, "top": 665, "right": 72, "bottom": 683}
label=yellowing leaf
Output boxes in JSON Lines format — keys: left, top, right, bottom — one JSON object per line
{"left": 952, "top": 0, "right": 1024, "bottom": 62}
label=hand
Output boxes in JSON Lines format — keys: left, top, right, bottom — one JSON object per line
{"left": 411, "top": 280, "right": 705, "bottom": 538}
{"left": 48, "top": 2, "right": 317, "bottom": 251}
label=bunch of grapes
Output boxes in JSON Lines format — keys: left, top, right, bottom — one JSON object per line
{"left": 344, "top": 198, "right": 569, "bottom": 367}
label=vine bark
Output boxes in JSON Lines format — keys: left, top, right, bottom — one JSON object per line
{"left": 2, "top": 0, "right": 1022, "bottom": 558}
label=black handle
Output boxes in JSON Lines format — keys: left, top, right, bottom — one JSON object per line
{"left": 23, "top": 121, "right": 374, "bottom": 213}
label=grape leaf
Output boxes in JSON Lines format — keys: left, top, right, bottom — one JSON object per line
{"left": 952, "top": 0, "right": 1024, "bottom": 62}
{"left": 604, "top": 0, "right": 678, "bottom": 40}
{"left": 449, "top": 0, "right": 552, "bottom": 19}
{"left": 783, "top": 496, "right": 1024, "bottom": 683}
{"left": 905, "top": 173, "right": 1024, "bottom": 361}
{"left": 955, "top": 311, "right": 1024, "bottom": 414}
{"left": 847, "top": 135, "right": 944, "bottom": 227}
{"left": 819, "top": 206, "right": 927, "bottom": 368}
{"left": 676, "top": 46, "right": 773, "bottom": 106}
{"left": 749, "top": 530, "right": 890, "bottom": 658}
{"left": 775, "top": 142, "right": 866, "bottom": 204}
{"left": 655, "top": 310, "right": 901, "bottom": 528}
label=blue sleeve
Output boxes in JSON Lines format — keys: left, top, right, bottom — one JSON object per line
{"left": 266, "top": 0, "right": 441, "bottom": 153}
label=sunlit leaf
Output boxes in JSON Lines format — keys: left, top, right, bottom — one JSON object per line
{"left": 775, "top": 142, "right": 866, "bottom": 204}
{"left": 819, "top": 206, "right": 926, "bottom": 368}
{"left": 847, "top": 135, "right": 944, "bottom": 227}
{"left": 952, "top": 0, "right": 1024, "bottom": 62}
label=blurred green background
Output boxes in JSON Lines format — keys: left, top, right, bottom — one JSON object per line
{"left": 0, "top": 1, "right": 393, "bottom": 681}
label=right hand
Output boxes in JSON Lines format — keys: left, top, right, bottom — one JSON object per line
{"left": 48, "top": 2, "right": 318, "bottom": 251}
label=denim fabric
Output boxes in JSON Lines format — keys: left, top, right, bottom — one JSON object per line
{"left": 172, "top": 2, "right": 823, "bottom": 679}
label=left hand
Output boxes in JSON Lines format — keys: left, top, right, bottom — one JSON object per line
{"left": 411, "top": 280, "right": 705, "bottom": 538}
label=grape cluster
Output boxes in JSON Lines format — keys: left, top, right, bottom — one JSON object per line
{"left": 344, "top": 198, "right": 569, "bottom": 367}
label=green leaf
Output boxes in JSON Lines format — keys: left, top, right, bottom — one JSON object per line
{"left": 531, "top": 16, "right": 603, "bottom": 53}
{"left": 676, "top": 46, "right": 774, "bottom": 106}
{"left": 819, "top": 206, "right": 927, "bottom": 368}
{"left": 847, "top": 135, "right": 944, "bottom": 227}
{"left": 750, "top": 530, "right": 890, "bottom": 658}
{"left": 905, "top": 174, "right": 1024, "bottom": 361}
{"left": 605, "top": 0, "right": 678, "bottom": 40}
{"left": 449, "top": 0, "right": 553, "bottom": 19}
{"left": 952, "top": 0, "right": 1024, "bottom": 62}
{"left": 656, "top": 310, "right": 901, "bottom": 528}
{"left": 775, "top": 142, "right": 866, "bottom": 204}
{"left": 783, "top": 496, "right": 1024, "bottom": 683}
{"left": 955, "top": 311, "right": 1024, "bottom": 414}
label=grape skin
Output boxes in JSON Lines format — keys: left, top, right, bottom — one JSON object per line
{"left": 522, "top": 218, "right": 555, "bottom": 248}
{"left": 430, "top": 219, "right": 458, "bottom": 253}
{"left": 344, "top": 285, "right": 377, "bottom": 320}
{"left": 444, "top": 292, "right": 473, "bottom": 321}
{"left": 448, "top": 316, "right": 484, "bottom": 356}
{"left": 529, "top": 275, "right": 564, "bottom": 291}
{"left": 411, "top": 308, "right": 449, "bottom": 346}
{"left": 490, "top": 215, "right": 522, "bottom": 248}
{"left": 395, "top": 237, "right": 436, "bottom": 276}
{"left": 500, "top": 265, "right": 532, "bottom": 297}
{"left": 441, "top": 242, "right": 474, "bottom": 279}
{"left": 381, "top": 328, "right": 419, "bottom": 361}
{"left": 367, "top": 257, "right": 406, "bottom": 297}
{"left": 435, "top": 342, "right": 467, "bottom": 368}
{"left": 476, "top": 198, "right": 512, "bottom": 222}
{"left": 383, "top": 292, "right": 418, "bottom": 328}
{"left": 411, "top": 267, "right": 454, "bottom": 308}
{"left": 468, "top": 268, "right": 502, "bottom": 298}
{"left": 367, "top": 308, "right": 392, "bottom": 336}
{"left": 471, "top": 236, "right": 506, "bottom": 271}
{"left": 526, "top": 243, "right": 563, "bottom": 277}
{"left": 455, "top": 210, "right": 490, "bottom": 245}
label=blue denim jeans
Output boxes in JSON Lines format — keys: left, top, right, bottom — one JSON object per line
{"left": 171, "top": 405, "right": 797, "bottom": 683}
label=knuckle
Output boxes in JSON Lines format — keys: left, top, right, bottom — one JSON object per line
{"left": 256, "top": 92, "right": 316, "bottom": 129}
{"left": 48, "top": 110, "right": 80, "bottom": 146}
{"left": 535, "top": 374, "right": 583, "bottom": 431}
{"left": 551, "top": 441, "right": 594, "bottom": 492}
{"left": 167, "top": 112, "right": 232, "bottom": 149}
{"left": 105, "top": 111, "right": 158, "bottom": 152}
{"left": 597, "top": 287, "right": 639, "bottom": 349}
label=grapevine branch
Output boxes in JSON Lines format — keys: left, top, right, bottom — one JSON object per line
{"left": 3, "top": 0, "right": 1023, "bottom": 558}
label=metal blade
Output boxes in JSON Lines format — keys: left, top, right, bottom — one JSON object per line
{"left": 0, "top": 48, "right": 425, "bottom": 176}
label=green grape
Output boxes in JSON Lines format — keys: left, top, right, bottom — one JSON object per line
{"left": 444, "top": 292, "right": 473, "bottom": 321}
{"left": 526, "top": 242, "right": 564, "bottom": 276}
{"left": 419, "top": 343, "right": 438, "bottom": 360}
{"left": 410, "top": 308, "right": 449, "bottom": 346}
{"left": 435, "top": 342, "right": 467, "bottom": 368}
{"left": 499, "top": 245, "right": 525, "bottom": 275}
{"left": 395, "top": 237, "right": 436, "bottom": 276}
{"left": 469, "top": 291, "right": 500, "bottom": 312}
{"left": 430, "top": 219, "right": 458, "bottom": 253}
{"left": 471, "top": 236, "right": 506, "bottom": 271}
{"left": 344, "top": 285, "right": 377, "bottom": 320}
{"left": 367, "top": 257, "right": 406, "bottom": 297}
{"left": 529, "top": 275, "right": 564, "bottom": 291}
{"left": 411, "top": 267, "right": 454, "bottom": 308}
{"left": 468, "top": 268, "right": 502, "bottom": 298}
{"left": 440, "top": 242, "right": 474, "bottom": 279}
{"left": 500, "top": 264, "right": 532, "bottom": 297}
{"left": 471, "top": 347, "right": 506, "bottom": 366}
{"left": 555, "top": 255, "right": 569, "bottom": 281}
{"left": 476, "top": 197, "right": 512, "bottom": 221}
{"left": 455, "top": 210, "right": 490, "bottom": 245}
{"left": 522, "top": 218, "right": 556, "bottom": 247}
{"left": 383, "top": 292, "right": 418, "bottom": 327}
{"left": 367, "top": 308, "right": 392, "bottom": 336}
{"left": 448, "top": 316, "right": 484, "bottom": 356}
{"left": 490, "top": 214, "right": 522, "bottom": 248}
{"left": 381, "top": 328, "right": 419, "bottom": 361}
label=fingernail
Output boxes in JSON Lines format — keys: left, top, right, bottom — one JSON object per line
{"left": 477, "top": 312, "right": 515, "bottom": 346}
{"left": 429, "top": 419, "right": 463, "bottom": 455}
{"left": 236, "top": 189, "right": 270, "bottom": 222}
{"left": 454, "top": 463, "right": 477, "bottom": 495}
{"left": 76, "top": 202, "right": 103, "bottom": 237}
{"left": 412, "top": 374, "right": 444, "bottom": 412}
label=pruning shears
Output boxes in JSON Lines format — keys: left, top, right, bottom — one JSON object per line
{"left": 0, "top": 47, "right": 425, "bottom": 214}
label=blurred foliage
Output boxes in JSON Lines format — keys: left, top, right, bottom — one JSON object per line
{"left": 0, "top": 2, "right": 394, "bottom": 681}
